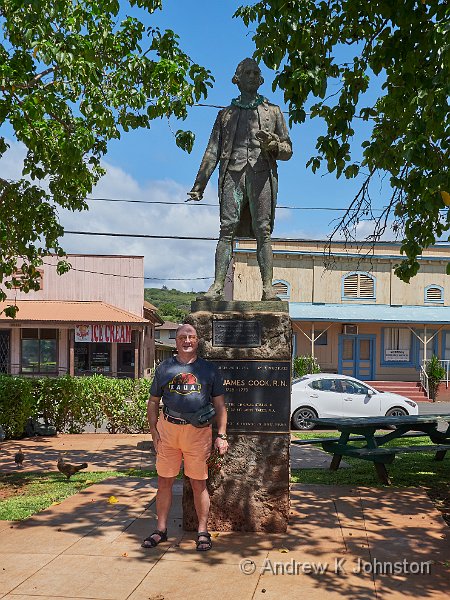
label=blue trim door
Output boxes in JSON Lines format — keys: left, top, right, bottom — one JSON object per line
{"left": 338, "top": 335, "right": 376, "bottom": 380}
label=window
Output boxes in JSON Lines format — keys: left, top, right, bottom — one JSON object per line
{"left": 169, "top": 330, "right": 176, "bottom": 339}
{"left": 425, "top": 285, "right": 444, "bottom": 304}
{"left": 315, "top": 330, "right": 328, "bottom": 346}
{"left": 383, "top": 328, "right": 412, "bottom": 363}
{"left": 155, "top": 330, "right": 161, "bottom": 340}
{"left": 342, "top": 272, "right": 375, "bottom": 299}
{"left": 74, "top": 342, "right": 111, "bottom": 374}
{"left": 272, "top": 279, "right": 290, "bottom": 299}
{"left": 309, "top": 378, "right": 340, "bottom": 392}
{"left": 21, "top": 328, "right": 57, "bottom": 373}
{"left": 341, "top": 380, "right": 370, "bottom": 395}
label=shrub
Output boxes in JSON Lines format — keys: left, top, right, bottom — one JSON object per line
{"left": 293, "top": 355, "right": 321, "bottom": 378}
{"left": 33, "top": 376, "right": 88, "bottom": 433}
{"left": 1, "top": 375, "right": 153, "bottom": 438}
{"left": 0, "top": 375, "right": 36, "bottom": 439}
{"left": 83, "top": 375, "right": 151, "bottom": 434}
{"left": 426, "top": 355, "right": 446, "bottom": 401}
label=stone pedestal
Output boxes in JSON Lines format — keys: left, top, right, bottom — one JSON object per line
{"left": 182, "top": 300, "right": 292, "bottom": 533}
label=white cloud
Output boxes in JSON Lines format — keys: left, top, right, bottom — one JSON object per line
{"left": 0, "top": 138, "right": 28, "bottom": 180}
{"left": 0, "top": 139, "right": 218, "bottom": 292}
{"left": 59, "top": 162, "right": 220, "bottom": 292}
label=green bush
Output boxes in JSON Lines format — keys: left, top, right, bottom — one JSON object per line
{"left": 33, "top": 376, "right": 88, "bottom": 433}
{"left": 0, "top": 375, "right": 36, "bottom": 438}
{"left": 82, "top": 375, "right": 151, "bottom": 434}
{"left": 426, "top": 355, "right": 446, "bottom": 401}
{"left": 1, "top": 375, "right": 153, "bottom": 438}
{"left": 293, "top": 355, "right": 321, "bottom": 378}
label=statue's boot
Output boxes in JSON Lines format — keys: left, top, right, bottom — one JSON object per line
{"left": 198, "top": 281, "right": 224, "bottom": 301}
{"left": 261, "top": 286, "right": 282, "bottom": 301}
{"left": 258, "top": 238, "right": 281, "bottom": 301}
{"left": 197, "top": 238, "right": 232, "bottom": 301}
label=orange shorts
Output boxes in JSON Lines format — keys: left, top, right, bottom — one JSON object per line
{"left": 156, "top": 417, "right": 212, "bottom": 480}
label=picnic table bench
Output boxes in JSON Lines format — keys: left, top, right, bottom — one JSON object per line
{"left": 306, "top": 414, "right": 450, "bottom": 485}
{"left": 291, "top": 432, "right": 425, "bottom": 446}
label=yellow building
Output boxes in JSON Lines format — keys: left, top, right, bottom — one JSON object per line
{"left": 232, "top": 239, "right": 450, "bottom": 390}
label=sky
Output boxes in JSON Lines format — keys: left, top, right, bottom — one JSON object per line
{"left": 1, "top": 0, "right": 396, "bottom": 292}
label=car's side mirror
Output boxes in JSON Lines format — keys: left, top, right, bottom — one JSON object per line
{"left": 367, "top": 389, "right": 374, "bottom": 397}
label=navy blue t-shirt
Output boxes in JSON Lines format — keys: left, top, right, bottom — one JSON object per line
{"left": 150, "top": 356, "right": 225, "bottom": 413}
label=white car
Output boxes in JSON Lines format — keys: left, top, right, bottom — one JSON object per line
{"left": 291, "top": 373, "right": 419, "bottom": 430}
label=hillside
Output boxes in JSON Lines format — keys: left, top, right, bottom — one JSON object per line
{"left": 144, "top": 287, "right": 203, "bottom": 322}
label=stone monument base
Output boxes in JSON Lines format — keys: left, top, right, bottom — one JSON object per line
{"left": 182, "top": 432, "right": 290, "bottom": 532}
{"left": 182, "top": 300, "right": 292, "bottom": 533}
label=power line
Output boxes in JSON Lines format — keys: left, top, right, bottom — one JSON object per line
{"left": 193, "top": 103, "right": 376, "bottom": 121}
{"left": 42, "top": 261, "right": 213, "bottom": 281}
{"left": 64, "top": 231, "right": 218, "bottom": 240}
{"left": 86, "top": 197, "right": 385, "bottom": 213}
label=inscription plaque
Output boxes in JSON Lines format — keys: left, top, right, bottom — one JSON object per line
{"left": 214, "top": 360, "right": 291, "bottom": 432}
{"left": 212, "top": 320, "right": 261, "bottom": 348}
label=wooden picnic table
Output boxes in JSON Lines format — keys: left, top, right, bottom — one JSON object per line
{"left": 308, "top": 414, "right": 450, "bottom": 485}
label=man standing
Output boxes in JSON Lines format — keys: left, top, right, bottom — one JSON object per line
{"left": 188, "top": 58, "right": 293, "bottom": 301}
{"left": 144, "top": 323, "right": 228, "bottom": 551}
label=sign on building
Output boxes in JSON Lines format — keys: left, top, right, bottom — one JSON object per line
{"left": 385, "top": 349, "right": 410, "bottom": 362}
{"left": 75, "top": 324, "right": 132, "bottom": 344}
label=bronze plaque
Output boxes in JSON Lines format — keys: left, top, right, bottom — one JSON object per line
{"left": 212, "top": 320, "right": 261, "bottom": 348}
{"left": 214, "top": 360, "right": 291, "bottom": 432}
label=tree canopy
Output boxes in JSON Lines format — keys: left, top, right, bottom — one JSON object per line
{"left": 1, "top": 0, "right": 448, "bottom": 313}
{"left": 0, "top": 0, "right": 212, "bottom": 315}
{"left": 237, "top": 0, "right": 449, "bottom": 281}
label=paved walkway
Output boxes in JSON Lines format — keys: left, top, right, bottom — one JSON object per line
{"left": 0, "top": 434, "right": 348, "bottom": 474}
{"left": 1, "top": 435, "right": 449, "bottom": 599}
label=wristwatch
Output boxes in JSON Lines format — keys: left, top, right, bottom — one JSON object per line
{"left": 216, "top": 433, "right": 228, "bottom": 440}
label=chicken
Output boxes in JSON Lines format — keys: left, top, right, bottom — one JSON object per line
{"left": 57, "top": 455, "right": 88, "bottom": 479}
{"left": 14, "top": 448, "right": 25, "bottom": 467}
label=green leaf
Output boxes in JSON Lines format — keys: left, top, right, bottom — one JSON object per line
{"left": 175, "top": 129, "right": 195, "bottom": 154}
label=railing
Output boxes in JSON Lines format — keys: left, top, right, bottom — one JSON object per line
{"left": 438, "top": 359, "right": 450, "bottom": 388}
{"left": 419, "top": 365, "right": 430, "bottom": 400}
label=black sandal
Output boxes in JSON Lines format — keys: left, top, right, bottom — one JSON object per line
{"left": 141, "top": 529, "right": 168, "bottom": 548}
{"left": 196, "top": 531, "right": 212, "bottom": 552}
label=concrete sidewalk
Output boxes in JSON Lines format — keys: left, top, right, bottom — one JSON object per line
{"left": 1, "top": 435, "right": 449, "bottom": 599}
{"left": 0, "top": 434, "right": 349, "bottom": 473}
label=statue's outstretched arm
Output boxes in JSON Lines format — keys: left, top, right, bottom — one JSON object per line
{"left": 188, "top": 113, "right": 222, "bottom": 200}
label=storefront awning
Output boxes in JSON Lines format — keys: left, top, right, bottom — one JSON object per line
{"left": 289, "top": 303, "right": 450, "bottom": 324}
{"left": 0, "top": 300, "right": 148, "bottom": 324}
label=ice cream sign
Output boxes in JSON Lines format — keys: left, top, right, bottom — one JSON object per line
{"left": 75, "top": 324, "right": 132, "bottom": 343}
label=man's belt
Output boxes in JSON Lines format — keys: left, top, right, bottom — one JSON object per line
{"left": 162, "top": 404, "right": 215, "bottom": 428}
{"left": 163, "top": 413, "right": 189, "bottom": 425}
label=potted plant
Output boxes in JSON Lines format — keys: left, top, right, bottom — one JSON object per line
{"left": 293, "top": 355, "right": 321, "bottom": 378}
{"left": 425, "top": 355, "right": 446, "bottom": 401}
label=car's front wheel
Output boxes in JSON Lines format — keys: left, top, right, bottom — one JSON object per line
{"left": 291, "top": 406, "right": 318, "bottom": 430}
{"left": 385, "top": 407, "right": 408, "bottom": 417}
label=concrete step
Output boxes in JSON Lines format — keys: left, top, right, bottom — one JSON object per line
{"left": 366, "top": 380, "right": 429, "bottom": 401}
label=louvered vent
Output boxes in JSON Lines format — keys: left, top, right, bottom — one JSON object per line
{"left": 358, "top": 274, "right": 374, "bottom": 298}
{"left": 273, "top": 281, "right": 289, "bottom": 298}
{"left": 343, "top": 274, "right": 358, "bottom": 297}
{"left": 343, "top": 273, "right": 374, "bottom": 298}
{"left": 426, "top": 286, "right": 443, "bottom": 302}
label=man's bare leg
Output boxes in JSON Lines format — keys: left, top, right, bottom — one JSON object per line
{"left": 153, "top": 475, "right": 175, "bottom": 540}
{"left": 190, "top": 478, "right": 211, "bottom": 550}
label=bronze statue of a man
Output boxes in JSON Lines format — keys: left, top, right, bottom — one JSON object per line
{"left": 188, "top": 58, "right": 293, "bottom": 301}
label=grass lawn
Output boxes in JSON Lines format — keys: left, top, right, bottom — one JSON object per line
{"left": 1, "top": 433, "right": 449, "bottom": 525}
{"left": 291, "top": 432, "right": 450, "bottom": 526}
{"left": 0, "top": 469, "right": 157, "bottom": 521}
